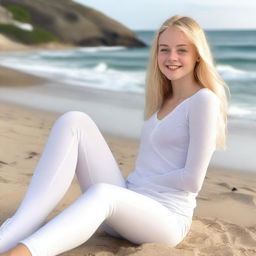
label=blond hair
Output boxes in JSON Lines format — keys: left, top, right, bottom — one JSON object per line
{"left": 144, "top": 15, "right": 230, "bottom": 150}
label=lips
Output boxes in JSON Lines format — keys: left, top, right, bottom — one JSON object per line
{"left": 166, "top": 65, "right": 182, "bottom": 70}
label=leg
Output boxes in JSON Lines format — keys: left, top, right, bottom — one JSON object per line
{"left": 0, "top": 244, "right": 31, "bottom": 256}
{"left": 19, "top": 183, "right": 191, "bottom": 256}
{"left": 0, "top": 111, "right": 125, "bottom": 253}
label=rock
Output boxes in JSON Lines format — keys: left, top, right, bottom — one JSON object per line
{"left": 0, "top": 0, "right": 146, "bottom": 47}
{"left": 0, "top": 5, "right": 13, "bottom": 23}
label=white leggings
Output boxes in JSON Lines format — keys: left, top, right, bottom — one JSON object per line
{"left": 0, "top": 111, "right": 191, "bottom": 255}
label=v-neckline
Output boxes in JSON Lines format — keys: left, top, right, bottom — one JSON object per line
{"left": 155, "top": 88, "right": 206, "bottom": 122}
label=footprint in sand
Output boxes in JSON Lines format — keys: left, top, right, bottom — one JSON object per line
{"left": 217, "top": 182, "right": 231, "bottom": 190}
{"left": 187, "top": 218, "right": 256, "bottom": 253}
{"left": 224, "top": 222, "right": 256, "bottom": 248}
{"left": 0, "top": 160, "right": 8, "bottom": 168}
{"left": 241, "top": 186, "right": 256, "bottom": 193}
{"left": 197, "top": 196, "right": 209, "bottom": 201}
{"left": 221, "top": 192, "right": 256, "bottom": 206}
{"left": 25, "top": 151, "right": 39, "bottom": 159}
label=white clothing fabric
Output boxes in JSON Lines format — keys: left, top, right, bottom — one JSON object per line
{"left": 127, "top": 88, "right": 220, "bottom": 217}
{"left": 0, "top": 111, "right": 192, "bottom": 255}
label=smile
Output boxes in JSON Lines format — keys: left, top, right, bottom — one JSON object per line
{"left": 166, "top": 65, "right": 182, "bottom": 70}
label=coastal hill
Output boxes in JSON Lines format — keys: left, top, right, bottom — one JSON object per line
{"left": 0, "top": 0, "right": 146, "bottom": 48}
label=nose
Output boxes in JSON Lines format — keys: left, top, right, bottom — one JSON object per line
{"left": 168, "top": 50, "right": 178, "bottom": 61}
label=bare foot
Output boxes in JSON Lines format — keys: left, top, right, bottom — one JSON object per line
{"left": 0, "top": 244, "right": 32, "bottom": 256}
{"left": 0, "top": 252, "right": 10, "bottom": 256}
{"left": 0, "top": 253, "right": 9, "bottom": 256}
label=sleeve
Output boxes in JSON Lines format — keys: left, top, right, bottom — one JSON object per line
{"left": 146, "top": 92, "right": 220, "bottom": 194}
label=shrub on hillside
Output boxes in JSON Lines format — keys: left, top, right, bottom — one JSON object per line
{"left": 5, "top": 5, "right": 31, "bottom": 23}
{"left": 0, "top": 24, "right": 60, "bottom": 44}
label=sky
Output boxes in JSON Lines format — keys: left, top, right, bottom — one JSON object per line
{"left": 73, "top": 0, "right": 256, "bottom": 30}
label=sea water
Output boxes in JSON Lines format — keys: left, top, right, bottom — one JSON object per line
{"left": 0, "top": 30, "right": 256, "bottom": 121}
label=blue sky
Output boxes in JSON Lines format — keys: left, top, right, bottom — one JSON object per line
{"left": 73, "top": 0, "right": 256, "bottom": 30}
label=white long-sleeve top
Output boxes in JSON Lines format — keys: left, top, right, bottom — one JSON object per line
{"left": 126, "top": 88, "right": 220, "bottom": 217}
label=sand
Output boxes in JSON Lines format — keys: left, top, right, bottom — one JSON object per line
{"left": 0, "top": 66, "right": 255, "bottom": 255}
{"left": 0, "top": 34, "right": 29, "bottom": 51}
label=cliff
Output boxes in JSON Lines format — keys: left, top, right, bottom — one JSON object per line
{"left": 0, "top": 0, "right": 146, "bottom": 47}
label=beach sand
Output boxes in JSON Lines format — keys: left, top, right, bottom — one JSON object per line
{"left": 0, "top": 66, "right": 255, "bottom": 255}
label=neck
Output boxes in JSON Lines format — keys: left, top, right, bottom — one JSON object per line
{"left": 170, "top": 77, "right": 201, "bottom": 99}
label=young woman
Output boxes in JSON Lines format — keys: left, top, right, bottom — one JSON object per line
{"left": 0, "top": 15, "right": 229, "bottom": 256}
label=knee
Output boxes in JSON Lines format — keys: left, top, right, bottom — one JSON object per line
{"left": 55, "top": 111, "right": 95, "bottom": 129}
{"left": 58, "top": 111, "right": 92, "bottom": 123}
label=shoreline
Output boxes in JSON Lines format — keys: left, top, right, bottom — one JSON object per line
{"left": 0, "top": 64, "right": 256, "bottom": 173}
{"left": 0, "top": 64, "right": 144, "bottom": 141}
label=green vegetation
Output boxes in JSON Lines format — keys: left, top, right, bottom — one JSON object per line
{"left": 0, "top": 24, "right": 60, "bottom": 44}
{"left": 5, "top": 5, "right": 31, "bottom": 23}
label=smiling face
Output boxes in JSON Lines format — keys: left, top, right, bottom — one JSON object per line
{"left": 157, "top": 26, "right": 199, "bottom": 84}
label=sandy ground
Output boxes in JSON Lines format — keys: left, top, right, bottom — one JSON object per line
{"left": 0, "top": 66, "right": 255, "bottom": 255}
{"left": 0, "top": 34, "right": 29, "bottom": 51}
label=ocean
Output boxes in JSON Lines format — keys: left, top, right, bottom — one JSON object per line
{"left": 0, "top": 30, "right": 256, "bottom": 122}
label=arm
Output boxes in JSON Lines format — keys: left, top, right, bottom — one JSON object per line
{"left": 147, "top": 92, "right": 220, "bottom": 193}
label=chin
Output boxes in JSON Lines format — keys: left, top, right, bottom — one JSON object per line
{"left": 166, "top": 75, "right": 182, "bottom": 81}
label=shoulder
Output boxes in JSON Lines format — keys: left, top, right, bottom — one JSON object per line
{"left": 188, "top": 88, "right": 220, "bottom": 119}
{"left": 191, "top": 88, "right": 220, "bottom": 107}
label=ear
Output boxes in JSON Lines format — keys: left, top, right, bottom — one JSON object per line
{"left": 196, "top": 56, "right": 200, "bottom": 62}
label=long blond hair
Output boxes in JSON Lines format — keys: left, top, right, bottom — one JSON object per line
{"left": 144, "top": 15, "right": 230, "bottom": 150}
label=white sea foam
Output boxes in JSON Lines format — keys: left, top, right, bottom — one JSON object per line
{"left": 94, "top": 62, "right": 108, "bottom": 72}
{"left": 228, "top": 105, "right": 253, "bottom": 116}
{"left": 77, "top": 46, "right": 126, "bottom": 53}
{"left": 37, "top": 50, "right": 77, "bottom": 58}
{"left": 0, "top": 57, "right": 145, "bottom": 94}
{"left": 217, "top": 65, "right": 256, "bottom": 80}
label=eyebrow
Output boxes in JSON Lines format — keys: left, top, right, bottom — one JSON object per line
{"left": 159, "top": 44, "right": 188, "bottom": 47}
